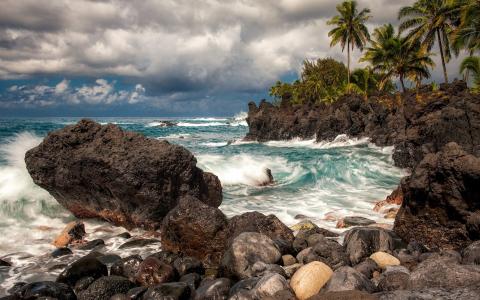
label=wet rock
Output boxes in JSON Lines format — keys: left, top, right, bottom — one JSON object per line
{"left": 221, "top": 232, "right": 281, "bottom": 280}
{"left": 306, "top": 233, "right": 325, "bottom": 247}
{"left": 78, "top": 239, "right": 105, "bottom": 250}
{"left": 462, "top": 240, "right": 480, "bottom": 265}
{"left": 194, "top": 278, "right": 231, "bottom": 300}
{"left": 250, "top": 261, "right": 287, "bottom": 278}
{"left": 135, "top": 257, "right": 176, "bottom": 287}
{"left": 323, "top": 266, "right": 375, "bottom": 293}
{"left": 370, "top": 252, "right": 400, "bottom": 269}
{"left": 51, "top": 248, "right": 73, "bottom": 258}
{"left": 394, "top": 143, "right": 480, "bottom": 250}
{"left": 373, "top": 187, "right": 403, "bottom": 212}
{"left": 74, "top": 276, "right": 95, "bottom": 293}
{"left": 179, "top": 273, "right": 201, "bottom": 293}
{"left": 253, "top": 273, "right": 289, "bottom": 298}
{"left": 290, "top": 261, "right": 333, "bottom": 300}
{"left": 173, "top": 256, "right": 204, "bottom": 277}
{"left": 77, "top": 276, "right": 135, "bottom": 300}
{"left": 309, "top": 290, "right": 378, "bottom": 300}
{"left": 141, "top": 282, "right": 191, "bottom": 300}
{"left": 293, "top": 237, "right": 308, "bottom": 253}
{"left": 354, "top": 258, "right": 380, "bottom": 279}
{"left": 258, "top": 168, "right": 274, "bottom": 186}
{"left": 118, "top": 239, "right": 160, "bottom": 249}
{"left": 377, "top": 266, "right": 411, "bottom": 291}
{"left": 393, "top": 249, "right": 418, "bottom": 270}
{"left": 0, "top": 258, "right": 12, "bottom": 267}
{"left": 116, "top": 232, "right": 131, "bottom": 239}
{"left": 281, "top": 254, "right": 296, "bottom": 266}
{"left": 110, "top": 295, "right": 129, "bottom": 300}
{"left": 294, "top": 222, "right": 339, "bottom": 238}
{"left": 410, "top": 251, "right": 480, "bottom": 289}
{"left": 304, "top": 236, "right": 347, "bottom": 269}
{"left": 126, "top": 287, "right": 148, "bottom": 299}
{"left": 97, "top": 254, "right": 122, "bottom": 266}
{"left": 146, "top": 251, "right": 178, "bottom": 265}
{"left": 25, "top": 119, "right": 222, "bottom": 230}
{"left": 228, "top": 277, "right": 260, "bottom": 298}
{"left": 111, "top": 255, "right": 143, "bottom": 281}
{"left": 343, "top": 227, "right": 394, "bottom": 265}
{"left": 7, "top": 282, "right": 26, "bottom": 295}
{"left": 16, "top": 281, "right": 76, "bottom": 300}
{"left": 336, "top": 217, "right": 376, "bottom": 228}
{"left": 52, "top": 221, "right": 86, "bottom": 248}
{"left": 57, "top": 256, "right": 108, "bottom": 286}
{"left": 161, "top": 196, "right": 228, "bottom": 264}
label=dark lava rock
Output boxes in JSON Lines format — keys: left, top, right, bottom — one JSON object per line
{"left": 394, "top": 142, "right": 480, "bottom": 250}
{"left": 77, "top": 276, "right": 135, "bottom": 300}
{"left": 338, "top": 216, "right": 376, "bottom": 228}
{"left": 146, "top": 251, "right": 179, "bottom": 265}
{"left": 97, "top": 254, "right": 122, "bottom": 266}
{"left": 74, "top": 276, "right": 95, "bottom": 293}
{"left": 126, "top": 287, "right": 148, "bottom": 299}
{"left": 111, "top": 255, "right": 143, "bottom": 281}
{"left": 221, "top": 232, "right": 281, "bottom": 280}
{"left": 16, "top": 281, "right": 76, "bottom": 300}
{"left": 141, "top": 282, "right": 191, "bottom": 300}
{"left": 376, "top": 285, "right": 480, "bottom": 300}
{"left": 7, "top": 282, "right": 27, "bottom": 295}
{"left": 462, "top": 240, "right": 480, "bottom": 265}
{"left": 57, "top": 256, "right": 108, "bottom": 286}
{"left": 78, "top": 239, "right": 105, "bottom": 250}
{"left": 135, "top": 257, "right": 176, "bottom": 287}
{"left": 0, "top": 258, "right": 12, "bottom": 267}
{"left": 194, "top": 278, "right": 231, "bottom": 300}
{"left": 161, "top": 196, "right": 228, "bottom": 265}
{"left": 323, "top": 266, "right": 376, "bottom": 293}
{"left": 311, "top": 290, "right": 378, "bottom": 300}
{"left": 343, "top": 227, "right": 394, "bottom": 265}
{"left": 304, "top": 236, "right": 347, "bottom": 269}
{"left": 118, "top": 239, "right": 160, "bottom": 249}
{"left": 354, "top": 258, "right": 380, "bottom": 279}
{"left": 173, "top": 256, "right": 204, "bottom": 277}
{"left": 51, "top": 248, "right": 73, "bottom": 258}
{"left": 116, "top": 232, "right": 132, "bottom": 239}
{"left": 25, "top": 119, "right": 222, "bottom": 230}
{"left": 377, "top": 266, "right": 411, "bottom": 291}
{"left": 179, "top": 273, "right": 201, "bottom": 292}
{"left": 228, "top": 277, "right": 260, "bottom": 298}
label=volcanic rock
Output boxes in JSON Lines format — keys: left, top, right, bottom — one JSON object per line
{"left": 323, "top": 266, "right": 376, "bottom": 293}
{"left": 52, "top": 221, "right": 86, "bottom": 248}
{"left": 77, "top": 276, "right": 135, "bottom": 300}
{"left": 25, "top": 119, "right": 222, "bottom": 230}
{"left": 343, "top": 227, "right": 394, "bottom": 265}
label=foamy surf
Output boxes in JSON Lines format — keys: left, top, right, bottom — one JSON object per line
{"left": 264, "top": 134, "right": 371, "bottom": 149}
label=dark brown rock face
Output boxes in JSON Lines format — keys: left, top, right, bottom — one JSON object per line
{"left": 25, "top": 119, "right": 222, "bottom": 230}
{"left": 394, "top": 143, "right": 480, "bottom": 250}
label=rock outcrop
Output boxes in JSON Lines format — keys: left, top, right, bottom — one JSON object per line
{"left": 25, "top": 119, "right": 222, "bottom": 230}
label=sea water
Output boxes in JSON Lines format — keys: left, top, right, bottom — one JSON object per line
{"left": 0, "top": 114, "right": 406, "bottom": 292}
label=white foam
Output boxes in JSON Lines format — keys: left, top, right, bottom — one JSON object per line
{"left": 264, "top": 134, "right": 371, "bottom": 149}
{"left": 201, "top": 142, "right": 229, "bottom": 147}
{"left": 177, "top": 122, "right": 228, "bottom": 127}
{"left": 184, "top": 117, "right": 229, "bottom": 121}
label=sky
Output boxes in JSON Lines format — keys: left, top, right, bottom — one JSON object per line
{"left": 0, "top": 0, "right": 468, "bottom": 117}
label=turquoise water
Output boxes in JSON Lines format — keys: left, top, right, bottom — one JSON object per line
{"left": 0, "top": 115, "right": 406, "bottom": 257}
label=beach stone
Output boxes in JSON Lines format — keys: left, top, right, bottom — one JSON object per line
{"left": 377, "top": 266, "right": 411, "bottom": 291}
{"left": 135, "top": 257, "right": 176, "bottom": 287}
{"left": 141, "top": 282, "right": 191, "bottom": 300}
{"left": 323, "top": 266, "right": 375, "bottom": 293}
{"left": 253, "top": 273, "right": 289, "bottom": 298}
{"left": 290, "top": 261, "right": 333, "bottom": 300}
{"left": 354, "top": 258, "right": 380, "bottom": 279}
{"left": 376, "top": 285, "right": 480, "bottom": 299}
{"left": 336, "top": 217, "right": 375, "bottom": 228}
{"left": 304, "top": 236, "right": 347, "bottom": 269}
{"left": 116, "top": 232, "right": 131, "bottom": 239}
{"left": 306, "top": 233, "right": 325, "bottom": 247}
{"left": 194, "top": 278, "right": 231, "bottom": 300}
{"left": 51, "top": 248, "right": 73, "bottom": 258}
{"left": 111, "top": 254, "right": 143, "bottom": 281}
{"left": 281, "top": 254, "right": 296, "bottom": 266}
{"left": 393, "top": 249, "right": 418, "bottom": 270}
{"left": 16, "top": 281, "right": 76, "bottom": 300}
{"left": 370, "top": 252, "right": 400, "bottom": 269}
{"left": 221, "top": 232, "right": 281, "bottom": 279}
{"left": 97, "top": 254, "right": 122, "bottom": 266}
{"left": 296, "top": 247, "right": 312, "bottom": 264}
{"left": 291, "top": 220, "right": 318, "bottom": 231}
{"left": 77, "top": 276, "right": 134, "bottom": 300}
{"left": 25, "top": 119, "right": 222, "bottom": 230}
{"left": 309, "top": 290, "right": 378, "bottom": 300}
{"left": 462, "top": 240, "right": 480, "bottom": 265}
{"left": 126, "top": 287, "right": 148, "bottom": 299}
{"left": 250, "top": 261, "right": 287, "bottom": 277}
{"left": 262, "top": 289, "right": 296, "bottom": 300}
{"left": 110, "top": 295, "right": 129, "bottom": 300}
{"left": 293, "top": 236, "right": 309, "bottom": 253}
{"left": 118, "top": 239, "right": 160, "bottom": 249}
{"left": 179, "top": 273, "right": 201, "bottom": 293}
{"left": 228, "top": 277, "right": 260, "bottom": 298}
{"left": 283, "top": 263, "right": 303, "bottom": 278}
{"left": 52, "top": 221, "right": 86, "bottom": 248}
{"left": 173, "top": 256, "right": 204, "bottom": 277}
{"left": 161, "top": 196, "right": 228, "bottom": 264}
{"left": 78, "top": 239, "right": 105, "bottom": 250}
{"left": 57, "top": 256, "right": 108, "bottom": 286}
{"left": 146, "top": 251, "right": 179, "bottom": 265}
{"left": 0, "top": 258, "right": 11, "bottom": 267}
{"left": 343, "top": 227, "right": 394, "bottom": 265}
{"left": 74, "top": 277, "right": 95, "bottom": 293}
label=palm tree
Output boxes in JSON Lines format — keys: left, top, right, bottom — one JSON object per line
{"left": 399, "top": 0, "right": 459, "bottom": 83}
{"left": 350, "top": 67, "right": 378, "bottom": 98}
{"left": 328, "top": 0, "right": 371, "bottom": 85}
{"left": 460, "top": 56, "right": 480, "bottom": 91}
{"left": 361, "top": 24, "right": 435, "bottom": 92}
{"left": 453, "top": 0, "right": 480, "bottom": 54}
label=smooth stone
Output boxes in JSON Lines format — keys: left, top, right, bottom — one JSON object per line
{"left": 77, "top": 276, "right": 135, "bottom": 300}
{"left": 116, "top": 232, "right": 132, "bottom": 239}
{"left": 291, "top": 220, "right": 318, "bottom": 231}
{"left": 370, "top": 252, "right": 400, "bottom": 269}
{"left": 221, "top": 232, "right": 281, "bottom": 279}
{"left": 228, "top": 277, "right": 260, "bottom": 298}
{"left": 251, "top": 261, "right": 287, "bottom": 278}
{"left": 306, "top": 233, "right": 325, "bottom": 247}
{"left": 51, "top": 248, "right": 73, "bottom": 258}
{"left": 146, "top": 251, "right": 179, "bottom": 265}
{"left": 194, "top": 278, "right": 231, "bottom": 300}
{"left": 118, "top": 239, "right": 160, "bottom": 249}
{"left": 57, "top": 256, "right": 108, "bottom": 286}
{"left": 304, "top": 237, "right": 348, "bottom": 269}
{"left": 110, "top": 294, "right": 129, "bottom": 300}
{"left": 343, "top": 227, "right": 394, "bottom": 265}
{"left": 337, "top": 217, "right": 375, "bottom": 228}
{"left": 141, "top": 282, "right": 190, "bottom": 300}
{"left": 173, "top": 256, "right": 204, "bottom": 277}
{"left": 309, "top": 290, "right": 378, "bottom": 300}
{"left": 324, "top": 266, "right": 375, "bottom": 293}
{"left": 281, "top": 254, "right": 296, "bottom": 266}
{"left": 296, "top": 247, "right": 312, "bottom": 264}
{"left": 136, "top": 257, "right": 176, "bottom": 287}
{"left": 126, "top": 287, "right": 147, "bottom": 299}
{"left": 97, "top": 254, "right": 122, "bottom": 266}
{"left": 179, "top": 273, "right": 201, "bottom": 292}
{"left": 283, "top": 263, "right": 303, "bottom": 278}
{"left": 253, "top": 273, "right": 289, "bottom": 298}
{"left": 74, "top": 277, "right": 95, "bottom": 293}
{"left": 290, "top": 261, "right": 333, "bottom": 300}
{"left": 16, "top": 281, "right": 76, "bottom": 300}
{"left": 0, "top": 259, "right": 12, "bottom": 267}
{"left": 111, "top": 255, "right": 143, "bottom": 281}
{"left": 462, "top": 240, "right": 480, "bottom": 265}
{"left": 377, "top": 266, "right": 411, "bottom": 291}
{"left": 78, "top": 239, "right": 105, "bottom": 250}
{"left": 354, "top": 258, "right": 380, "bottom": 279}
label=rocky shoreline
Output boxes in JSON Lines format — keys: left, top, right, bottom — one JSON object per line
{"left": 1, "top": 83, "right": 479, "bottom": 300}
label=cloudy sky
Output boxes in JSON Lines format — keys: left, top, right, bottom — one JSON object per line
{"left": 0, "top": 0, "right": 467, "bottom": 117}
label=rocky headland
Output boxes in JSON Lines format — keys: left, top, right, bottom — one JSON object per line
{"left": 1, "top": 83, "right": 479, "bottom": 300}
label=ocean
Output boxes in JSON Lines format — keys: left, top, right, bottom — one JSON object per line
{"left": 0, "top": 114, "right": 405, "bottom": 292}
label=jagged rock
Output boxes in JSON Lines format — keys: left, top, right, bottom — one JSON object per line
{"left": 462, "top": 240, "right": 480, "bottom": 265}
{"left": 221, "top": 232, "right": 281, "bottom": 280}
{"left": 194, "top": 278, "right": 231, "bottom": 300}
{"left": 77, "top": 276, "right": 135, "bottom": 300}
{"left": 110, "top": 255, "right": 143, "bottom": 281}
{"left": 290, "top": 261, "right": 333, "bottom": 300}
{"left": 343, "top": 227, "right": 394, "bottom": 265}
{"left": 25, "top": 119, "right": 222, "bottom": 230}
{"left": 52, "top": 221, "right": 86, "bottom": 248}
{"left": 57, "top": 256, "right": 108, "bottom": 287}
{"left": 374, "top": 187, "right": 403, "bottom": 212}
{"left": 394, "top": 143, "right": 480, "bottom": 250}
{"left": 135, "top": 257, "right": 176, "bottom": 287}
{"left": 323, "top": 266, "right": 375, "bottom": 293}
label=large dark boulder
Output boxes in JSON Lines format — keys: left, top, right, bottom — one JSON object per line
{"left": 343, "top": 227, "right": 395, "bottom": 265}
{"left": 25, "top": 119, "right": 222, "bottom": 230}
{"left": 394, "top": 143, "right": 480, "bottom": 250}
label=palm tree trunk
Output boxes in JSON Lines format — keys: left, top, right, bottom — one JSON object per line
{"left": 400, "top": 74, "right": 406, "bottom": 93}
{"left": 437, "top": 29, "right": 449, "bottom": 84}
{"left": 347, "top": 40, "right": 351, "bottom": 86}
